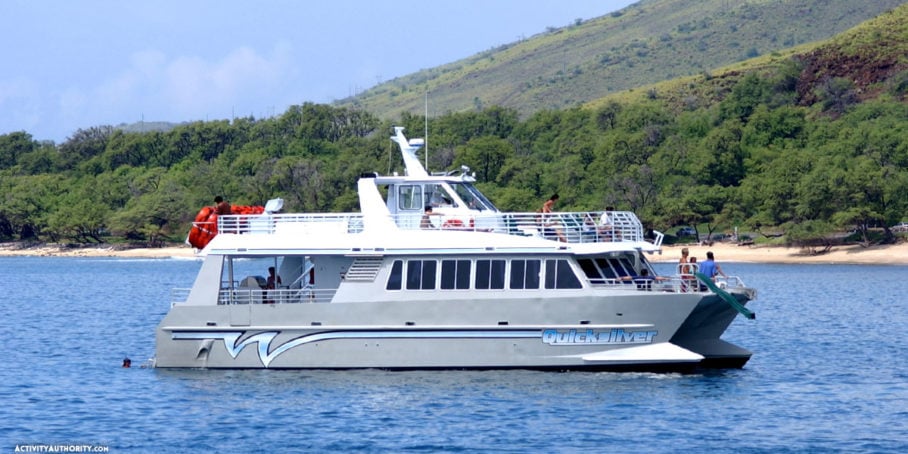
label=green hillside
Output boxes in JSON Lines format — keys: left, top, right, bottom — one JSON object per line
{"left": 2, "top": 4, "right": 908, "bottom": 247}
{"left": 340, "top": 0, "right": 907, "bottom": 118}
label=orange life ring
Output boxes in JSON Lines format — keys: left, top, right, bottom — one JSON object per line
{"left": 442, "top": 219, "right": 464, "bottom": 229}
{"left": 441, "top": 218, "right": 476, "bottom": 230}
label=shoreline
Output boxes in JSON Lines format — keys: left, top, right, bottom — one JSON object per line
{"left": 1, "top": 241, "right": 906, "bottom": 265}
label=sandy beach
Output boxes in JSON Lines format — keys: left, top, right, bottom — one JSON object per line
{"left": 653, "top": 242, "right": 908, "bottom": 265}
{"left": 1, "top": 240, "right": 906, "bottom": 265}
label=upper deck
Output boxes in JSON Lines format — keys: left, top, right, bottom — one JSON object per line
{"left": 213, "top": 210, "right": 662, "bottom": 246}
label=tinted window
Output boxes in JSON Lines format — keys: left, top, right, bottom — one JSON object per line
{"left": 490, "top": 260, "right": 506, "bottom": 289}
{"left": 476, "top": 259, "right": 505, "bottom": 290}
{"left": 406, "top": 261, "right": 422, "bottom": 289}
{"left": 510, "top": 260, "right": 525, "bottom": 289}
{"left": 545, "top": 259, "right": 582, "bottom": 289}
{"left": 476, "top": 260, "right": 490, "bottom": 289}
{"left": 386, "top": 260, "right": 403, "bottom": 290}
{"left": 455, "top": 260, "right": 471, "bottom": 289}
{"left": 441, "top": 259, "right": 471, "bottom": 289}
{"left": 578, "top": 258, "right": 603, "bottom": 282}
{"left": 595, "top": 258, "right": 616, "bottom": 279}
{"left": 525, "top": 260, "right": 540, "bottom": 289}
{"left": 421, "top": 260, "right": 437, "bottom": 289}
{"left": 510, "top": 259, "right": 541, "bottom": 289}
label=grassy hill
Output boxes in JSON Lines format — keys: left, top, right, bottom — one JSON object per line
{"left": 338, "top": 0, "right": 907, "bottom": 118}
{"left": 591, "top": 3, "right": 908, "bottom": 111}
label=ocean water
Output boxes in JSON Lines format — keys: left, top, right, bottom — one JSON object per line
{"left": 1, "top": 257, "right": 906, "bottom": 453}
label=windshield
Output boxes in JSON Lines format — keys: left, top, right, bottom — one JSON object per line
{"left": 451, "top": 183, "right": 498, "bottom": 212}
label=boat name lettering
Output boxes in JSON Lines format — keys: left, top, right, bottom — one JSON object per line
{"left": 542, "top": 329, "right": 657, "bottom": 345}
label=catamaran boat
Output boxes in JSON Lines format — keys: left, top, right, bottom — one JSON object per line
{"left": 154, "top": 127, "right": 757, "bottom": 371}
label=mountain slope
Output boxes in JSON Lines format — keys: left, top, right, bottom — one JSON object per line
{"left": 338, "top": 0, "right": 907, "bottom": 118}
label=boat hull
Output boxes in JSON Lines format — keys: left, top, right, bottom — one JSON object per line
{"left": 671, "top": 291, "right": 756, "bottom": 368}
{"left": 154, "top": 293, "right": 745, "bottom": 371}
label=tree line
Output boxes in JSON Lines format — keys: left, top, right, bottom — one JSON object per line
{"left": 1, "top": 62, "right": 907, "bottom": 247}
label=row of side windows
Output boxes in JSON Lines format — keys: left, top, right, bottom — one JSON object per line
{"left": 386, "top": 258, "right": 582, "bottom": 291}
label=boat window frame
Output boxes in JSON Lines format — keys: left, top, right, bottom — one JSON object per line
{"left": 509, "top": 258, "right": 541, "bottom": 290}
{"left": 397, "top": 184, "right": 424, "bottom": 211}
{"left": 440, "top": 259, "right": 471, "bottom": 290}
{"left": 544, "top": 259, "right": 582, "bottom": 289}
{"left": 405, "top": 259, "right": 437, "bottom": 290}
{"left": 475, "top": 259, "right": 506, "bottom": 290}
{"left": 386, "top": 260, "right": 403, "bottom": 290}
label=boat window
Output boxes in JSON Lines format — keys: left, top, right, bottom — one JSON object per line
{"left": 398, "top": 185, "right": 423, "bottom": 211}
{"left": 607, "top": 257, "right": 636, "bottom": 277}
{"left": 475, "top": 259, "right": 506, "bottom": 290}
{"left": 451, "top": 183, "right": 497, "bottom": 211}
{"left": 544, "top": 259, "right": 582, "bottom": 289}
{"left": 406, "top": 260, "right": 437, "bottom": 290}
{"left": 577, "top": 258, "right": 605, "bottom": 284}
{"left": 510, "top": 259, "right": 541, "bottom": 289}
{"left": 595, "top": 258, "right": 617, "bottom": 279}
{"left": 441, "top": 259, "right": 471, "bottom": 289}
{"left": 426, "top": 184, "right": 455, "bottom": 207}
{"left": 386, "top": 260, "right": 403, "bottom": 290}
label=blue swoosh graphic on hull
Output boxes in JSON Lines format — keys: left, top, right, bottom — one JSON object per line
{"left": 172, "top": 329, "right": 541, "bottom": 367}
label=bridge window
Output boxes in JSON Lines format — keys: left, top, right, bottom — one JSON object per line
{"left": 398, "top": 185, "right": 423, "bottom": 211}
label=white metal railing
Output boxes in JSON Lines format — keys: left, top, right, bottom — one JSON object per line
{"left": 170, "top": 288, "right": 336, "bottom": 305}
{"left": 586, "top": 274, "right": 748, "bottom": 294}
{"left": 216, "top": 288, "right": 337, "bottom": 305}
{"left": 171, "top": 288, "right": 191, "bottom": 305}
{"left": 170, "top": 274, "right": 748, "bottom": 305}
{"left": 210, "top": 210, "right": 650, "bottom": 244}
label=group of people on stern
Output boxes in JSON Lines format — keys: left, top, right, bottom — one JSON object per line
{"left": 540, "top": 193, "right": 729, "bottom": 288}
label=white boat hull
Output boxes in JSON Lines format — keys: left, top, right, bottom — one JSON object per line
{"left": 155, "top": 293, "right": 749, "bottom": 371}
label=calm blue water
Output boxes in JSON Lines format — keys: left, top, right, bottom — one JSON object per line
{"left": 1, "top": 257, "right": 906, "bottom": 453}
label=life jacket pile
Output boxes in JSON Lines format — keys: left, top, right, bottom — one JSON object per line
{"left": 187, "top": 204, "right": 265, "bottom": 249}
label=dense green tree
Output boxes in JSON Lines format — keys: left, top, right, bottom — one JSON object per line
{"left": 0, "top": 131, "right": 35, "bottom": 169}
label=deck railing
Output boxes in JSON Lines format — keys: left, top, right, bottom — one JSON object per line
{"left": 212, "top": 210, "right": 655, "bottom": 244}
{"left": 169, "top": 274, "right": 748, "bottom": 306}
{"left": 169, "top": 287, "right": 337, "bottom": 306}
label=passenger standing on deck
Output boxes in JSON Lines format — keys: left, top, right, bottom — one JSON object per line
{"left": 263, "top": 266, "right": 282, "bottom": 304}
{"left": 541, "top": 193, "right": 558, "bottom": 214}
{"left": 540, "top": 194, "right": 567, "bottom": 242}
{"left": 698, "top": 251, "right": 726, "bottom": 281}
{"left": 598, "top": 206, "right": 617, "bottom": 241}
{"left": 679, "top": 247, "right": 690, "bottom": 274}
{"left": 214, "top": 196, "right": 231, "bottom": 215}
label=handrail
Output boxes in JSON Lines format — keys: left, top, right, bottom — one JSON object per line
{"left": 694, "top": 272, "right": 756, "bottom": 319}
{"left": 215, "top": 210, "right": 653, "bottom": 244}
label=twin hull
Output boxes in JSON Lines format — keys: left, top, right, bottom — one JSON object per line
{"left": 155, "top": 293, "right": 746, "bottom": 370}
